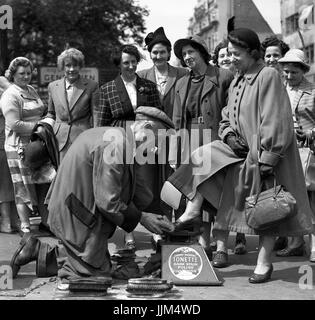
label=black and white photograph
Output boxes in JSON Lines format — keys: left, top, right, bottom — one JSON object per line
{"left": 0, "top": 0, "right": 314, "bottom": 307}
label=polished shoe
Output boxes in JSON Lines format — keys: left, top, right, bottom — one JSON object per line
{"left": 10, "top": 233, "right": 40, "bottom": 278}
{"left": 276, "top": 243, "right": 305, "bottom": 257}
{"left": 212, "top": 250, "right": 228, "bottom": 268}
{"left": 174, "top": 216, "right": 202, "bottom": 232}
{"left": 273, "top": 237, "right": 288, "bottom": 251}
{"left": 248, "top": 264, "right": 273, "bottom": 284}
{"left": 310, "top": 251, "right": 315, "bottom": 263}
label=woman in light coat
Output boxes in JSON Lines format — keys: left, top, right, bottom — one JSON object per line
{"left": 46, "top": 48, "right": 98, "bottom": 161}
{"left": 162, "top": 29, "right": 313, "bottom": 283}
{"left": 0, "top": 58, "right": 50, "bottom": 234}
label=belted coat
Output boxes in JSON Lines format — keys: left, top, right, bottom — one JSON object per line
{"left": 168, "top": 62, "right": 313, "bottom": 236}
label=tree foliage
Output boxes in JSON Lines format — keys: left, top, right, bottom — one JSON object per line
{"left": 7, "top": 0, "right": 149, "bottom": 67}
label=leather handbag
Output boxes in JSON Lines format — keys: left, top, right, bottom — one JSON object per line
{"left": 299, "top": 147, "right": 315, "bottom": 191}
{"left": 245, "top": 177, "right": 297, "bottom": 231}
{"left": 245, "top": 104, "right": 297, "bottom": 231}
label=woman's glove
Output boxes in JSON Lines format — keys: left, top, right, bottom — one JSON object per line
{"left": 226, "top": 133, "right": 249, "bottom": 158}
{"left": 259, "top": 164, "right": 274, "bottom": 178}
{"left": 296, "top": 129, "right": 307, "bottom": 143}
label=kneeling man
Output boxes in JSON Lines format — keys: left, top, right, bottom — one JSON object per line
{"left": 10, "top": 107, "right": 175, "bottom": 283}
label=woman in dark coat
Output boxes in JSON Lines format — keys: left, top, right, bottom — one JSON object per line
{"left": 169, "top": 35, "right": 233, "bottom": 256}
{"left": 162, "top": 28, "right": 313, "bottom": 283}
{"left": 137, "top": 27, "right": 188, "bottom": 247}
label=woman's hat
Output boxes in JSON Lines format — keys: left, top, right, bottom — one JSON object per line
{"left": 228, "top": 28, "right": 261, "bottom": 51}
{"left": 278, "top": 49, "right": 310, "bottom": 72}
{"left": 135, "top": 106, "right": 174, "bottom": 129}
{"left": 145, "top": 27, "right": 172, "bottom": 52}
{"left": 174, "top": 35, "right": 209, "bottom": 60}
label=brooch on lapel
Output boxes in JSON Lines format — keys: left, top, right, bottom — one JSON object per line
{"left": 138, "top": 85, "right": 151, "bottom": 95}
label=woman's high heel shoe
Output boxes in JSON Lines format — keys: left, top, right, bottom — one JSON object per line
{"left": 248, "top": 264, "right": 273, "bottom": 284}
{"left": 174, "top": 216, "right": 202, "bottom": 232}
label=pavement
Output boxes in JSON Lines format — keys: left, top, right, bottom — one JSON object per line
{"left": 0, "top": 224, "right": 314, "bottom": 301}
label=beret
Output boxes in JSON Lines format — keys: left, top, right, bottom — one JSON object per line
{"left": 228, "top": 28, "right": 261, "bottom": 51}
{"left": 135, "top": 106, "right": 175, "bottom": 129}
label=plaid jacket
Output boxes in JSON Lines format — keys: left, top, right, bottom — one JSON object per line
{"left": 94, "top": 75, "right": 161, "bottom": 127}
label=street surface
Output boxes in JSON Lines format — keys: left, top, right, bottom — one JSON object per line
{"left": 0, "top": 224, "right": 314, "bottom": 300}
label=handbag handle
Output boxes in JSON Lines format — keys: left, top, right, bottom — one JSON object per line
{"left": 251, "top": 175, "right": 277, "bottom": 206}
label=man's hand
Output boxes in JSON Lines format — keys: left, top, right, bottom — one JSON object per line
{"left": 226, "top": 134, "right": 249, "bottom": 158}
{"left": 140, "top": 212, "right": 174, "bottom": 234}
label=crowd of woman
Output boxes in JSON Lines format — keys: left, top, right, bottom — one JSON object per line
{"left": 0, "top": 24, "right": 315, "bottom": 284}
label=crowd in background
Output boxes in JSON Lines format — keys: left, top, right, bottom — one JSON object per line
{"left": 1, "top": 24, "right": 315, "bottom": 285}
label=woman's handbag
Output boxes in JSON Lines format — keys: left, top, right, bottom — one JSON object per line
{"left": 299, "top": 147, "right": 315, "bottom": 191}
{"left": 245, "top": 177, "right": 297, "bottom": 231}
{"left": 245, "top": 104, "right": 297, "bottom": 231}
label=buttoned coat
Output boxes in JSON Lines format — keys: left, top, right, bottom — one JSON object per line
{"left": 47, "top": 77, "right": 98, "bottom": 155}
{"left": 137, "top": 64, "right": 188, "bottom": 119}
{"left": 290, "top": 77, "right": 315, "bottom": 132}
{"left": 291, "top": 77, "right": 315, "bottom": 224}
{"left": 46, "top": 127, "right": 152, "bottom": 270}
{"left": 172, "top": 65, "right": 233, "bottom": 137}
{"left": 169, "top": 64, "right": 233, "bottom": 165}
{"left": 94, "top": 75, "right": 161, "bottom": 127}
{"left": 168, "top": 62, "right": 313, "bottom": 236}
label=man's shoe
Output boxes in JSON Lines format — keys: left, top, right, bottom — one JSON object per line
{"left": 10, "top": 233, "right": 40, "bottom": 278}
{"left": 276, "top": 243, "right": 305, "bottom": 257}
{"left": 212, "top": 251, "right": 228, "bottom": 268}
{"left": 310, "top": 251, "right": 315, "bottom": 263}
{"left": 248, "top": 264, "right": 273, "bottom": 284}
{"left": 273, "top": 237, "right": 288, "bottom": 251}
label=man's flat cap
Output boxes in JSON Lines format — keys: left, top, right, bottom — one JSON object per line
{"left": 135, "top": 106, "right": 175, "bottom": 129}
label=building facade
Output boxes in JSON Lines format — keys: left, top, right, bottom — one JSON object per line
{"left": 188, "top": 0, "right": 274, "bottom": 54}
{"left": 281, "top": 0, "right": 315, "bottom": 81}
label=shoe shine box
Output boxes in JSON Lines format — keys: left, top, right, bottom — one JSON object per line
{"left": 161, "top": 242, "right": 223, "bottom": 286}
